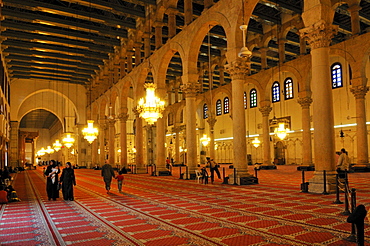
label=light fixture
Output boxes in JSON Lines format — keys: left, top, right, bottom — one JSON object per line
{"left": 118, "top": 148, "right": 121, "bottom": 153}
{"left": 37, "top": 147, "right": 46, "bottom": 156}
{"left": 136, "top": 83, "right": 165, "bottom": 124}
{"left": 200, "top": 134, "right": 210, "bottom": 146}
{"left": 238, "top": 0, "right": 252, "bottom": 59}
{"left": 274, "top": 123, "right": 289, "bottom": 140}
{"left": 252, "top": 137, "right": 261, "bottom": 148}
{"left": 46, "top": 145, "right": 55, "bottom": 154}
{"left": 53, "top": 139, "right": 62, "bottom": 152}
{"left": 63, "top": 133, "right": 75, "bottom": 148}
{"left": 82, "top": 120, "right": 99, "bottom": 143}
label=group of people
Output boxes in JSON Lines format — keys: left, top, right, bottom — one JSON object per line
{"left": 101, "top": 162, "right": 125, "bottom": 194}
{"left": 199, "top": 157, "right": 221, "bottom": 184}
{"left": 0, "top": 184, "right": 20, "bottom": 204}
{"left": 44, "top": 160, "right": 76, "bottom": 201}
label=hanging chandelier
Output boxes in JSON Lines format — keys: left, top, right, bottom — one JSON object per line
{"left": 63, "top": 133, "right": 75, "bottom": 148}
{"left": 45, "top": 145, "right": 55, "bottom": 154}
{"left": 200, "top": 134, "right": 210, "bottom": 146}
{"left": 274, "top": 123, "right": 289, "bottom": 140}
{"left": 136, "top": 83, "right": 165, "bottom": 125}
{"left": 82, "top": 120, "right": 99, "bottom": 144}
{"left": 252, "top": 137, "right": 260, "bottom": 148}
{"left": 37, "top": 147, "right": 46, "bottom": 156}
{"left": 53, "top": 139, "right": 62, "bottom": 152}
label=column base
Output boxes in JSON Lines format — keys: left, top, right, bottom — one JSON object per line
{"left": 308, "top": 170, "right": 337, "bottom": 194}
{"left": 227, "top": 172, "right": 257, "bottom": 185}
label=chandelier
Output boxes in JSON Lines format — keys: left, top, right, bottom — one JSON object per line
{"left": 82, "top": 120, "right": 99, "bottom": 144}
{"left": 200, "top": 134, "right": 210, "bottom": 146}
{"left": 252, "top": 137, "right": 261, "bottom": 148}
{"left": 63, "top": 133, "right": 75, "bottom": 148}
{"left": 274, "top": 123, "right": 289, "bottom": 140}
{"left": 37, "top": 147, "right": 46, "bottom": 156}
{"left": 136, "top": 83, "right": 165, "bottom": 125}
{"left": 53, "top": 139, "right": 62, "bottom": 152}
{"left": 45, "top": 145, "right": 55, "bottom": 154}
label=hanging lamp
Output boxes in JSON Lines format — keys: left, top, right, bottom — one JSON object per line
{"left": 136, "top": 82, "right": 165, "bottom": 125}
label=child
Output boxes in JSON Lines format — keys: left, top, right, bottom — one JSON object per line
{"left": 0, "top": 185, "right": 8, "bottom": 204}
{"left": 115, "top": 171, "right": 124, "bottom": 192}
{"left": 200, "top": 167, "right": 209, "bottom": 184}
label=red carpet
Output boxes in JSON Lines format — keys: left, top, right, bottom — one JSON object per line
{"left": 0, "top": 165, "right": 369, "bottom": 245}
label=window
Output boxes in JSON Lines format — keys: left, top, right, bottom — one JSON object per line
{"left": 272, "top": 81, "right": 280, "bottom": 102}
{"left": 203, "top": 104, "right": 208, "bottom": 119}
{"left": 224, "top": 97, "right": 229, "bottom": 114}
{"left": 284, "top": 78, "right": 294, "bottom": 100}
{"left": 250, "top": 89, "right": 257, "bottom": 108}
{"left": 216, "top": 99, "right": 222, "bottom": 116}
{"left": 244, "top": 92, "right": 247, "bottom": 109}
{"left": 332, "top": 63, "right": 343, "bottom": 88}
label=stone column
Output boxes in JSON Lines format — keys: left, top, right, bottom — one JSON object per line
{"left": 143, "top": 32, "right": 151, "bottom": 58}
{"left": 154, "top": 22, "right": 163, "bottom": 49}
{"left": 184, "top": 0, "right": 193, "bottom": 25}
{"left": 119, "top": 58, "right": 126, "bottom": 78}
{"left": 348, "top": 4, "right": 361, "bottom": 36}
{"left": 181, "top": 79, "right": 200, "bottom": 178}
{"left": 300, "top": 21, "right": 338, "bottom": 193}
{"left": 260, "top": 47, "right": 268, "bottom": 69}
{"left": 91, "top": 136, "right": 98, "bottom": 168}
{"left": 9, "top": 121, "right": 19, "bottom": 168}
{"left": 207, "top": 116, "right": 217, "bottom": 159}
{"left": 259, "top": 104, "right": 272, "bottom": 166}
{"left": 156, "top": 116, "right": 167, "bottom": 174}
{"left": 99, "top": 120, "right": 107, "bottom": 165}
{"left": 204, "top": 0, "right": 213, "bottom": 10}
{"left": 31, "top": 139, "right": 35, "bottom": 165}
{"left": 297, "top": 96, "right": 313, "bottom": 166}
{"left": 167, "top": 8, "right": 177, "bottom": 38}
{"left": 350, "top": 84, "right": 369, "bottom": 166}
{"left": 278, "top": 39, "right": 286, "bottom": 64}
{"left": 133, "top": 109, "right": 146, "bottom": 173}
{"left": 300, "top": 37, "right": 307, "bottom": 55}
{"left": 127, "top": 51, "right": 133, "bottom": 72}
{"left": 134, "top": 42, "right": 142, "bottom": 67}
{"left": 108, "top": 119, "right": 116, "bottom": 166}
{"left": 225, "top": 58, "right": 252, "bottom": 184}
{"left": 219, "top": 66, "right": 225, "bottom": 85}
{"left": 173, "top": 125, "right": 181, "bottom": 164}
{"left": 118, "top": 110, "right": 129, "bottom": 168}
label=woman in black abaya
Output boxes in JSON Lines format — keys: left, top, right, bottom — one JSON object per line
{"left": 59, "top": 162, "right": 76, "bottom": 201}
{"left": 45, "top": 160, "right": 60, "bottom": 201}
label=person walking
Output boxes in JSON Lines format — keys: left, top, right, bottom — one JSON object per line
{"left": 336, "top": 148, "right": 350, "bottom": 178}
{"left": 44, "top": 160, "right": 60, "bottom": 200}
{"left": 59, "top": 162, "right": 76, "bottom": 201}
{"left": 101, "top": 161, "right": 115, "bottom": 194}
{"left": 115, "top": 171, "right": 124, "bottom": 192}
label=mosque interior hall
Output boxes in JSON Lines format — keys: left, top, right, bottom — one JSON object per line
{"left": 1, "top": 0, "right": 370, "bottom": 244}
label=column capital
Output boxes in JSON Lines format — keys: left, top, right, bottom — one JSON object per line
{"left": 348, "top": 4, "right": 361, "bottom": 12}
{"left": 225, "top": 58, "right": 250, "bottom": 80}
{"left": 117, "top": 113, "right": 129, "bottom": 122}
{"left": 108, "top": 118, "right": 116, "bottom": 126}
{"left": 99, "top": 120, "right": 108, "bottom": 130}
{"left": 350, "top": 85, "right": 369, "bottom": 99}
{"left": 132, "top": 107, "right": 140, "bottom": 117}
{"left": 297, "top": 96, "right": 313, "bottom": 109}
{"left": 259, "top": 106, "right": 272, "bottom": 117}
{"left": 181, "top": 83, "right": 200, "bottom": 98}
{"left": 300, "top": 20, "right": 338, "bottom": 49}
{"left": 207, "top": 116, "right": 217, "bottom": 130}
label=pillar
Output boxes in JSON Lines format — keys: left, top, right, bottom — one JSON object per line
{"left": 9, "top": 121, "right": 19, "bottom": 168}
{"left": 154, "top": 22, "right": 162, "bottom": 49}
{"left": 133, "top": 109, "right": 146, "bottom": 173}
{"left": 184, "top": 0, "right": 193, "bottom": 25}
{"left": 259, "top": 104, "right": 272, "bottom": 166}
{"left": 204, "top": 0, "right": 213, "bottom": 10}
{"left": 350, "top": 84, "right": 369, "bottom": 166}
{"left": 225, "top": 58, "right": 253, "bottom": 184}
{"left": 348, "top": 4, "right": 361, "bottom": 36}
{"left": 167, "top": 8, "right": 177, "bottom": 38}
{"left": 181, "top": 77, "right": 200, "bottom": 178}
{"left": 219, "top": 66, "right": 225, "bottom": 85}
{"left": 155, "top": 87, "right": 167, "bottom": 175}
{"left": 118, "top": 110, "right": 129, "bottom": 167}
{"left": 298, "top": 96, "right": 313, "bottom": 166}
{"left": 260, "top": 47, "right": 268, "bottom": 69}
{"left": 278, "top": 39, "right": 286, "bottom": 64}
{"left": 143, "top": 32, "right": 151, "bottom": 58}
{"left": 127, "top": 51, "right": 133, "bottom": 72}
{"left": 134, "top": 42, "right": 142, "bottom": 67}
{"left": 99, "top": 120, "right": 107, "bottom": 165}
{"left": 300, "top": 21, "right": 338, "bottom": 193}
{"left": 173, "top": 125, "right": 181, "bottom": 164}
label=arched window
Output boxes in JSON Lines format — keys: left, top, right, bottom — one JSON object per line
{"left": 272, "top": 81, "right": 280, "bottom": 102}
{"left": 224, "top": 97, "right": 229, "bottom": 114}
{"left": 203, "top": 104, "right": 208, "bottom": 119}
{"left": 331, "top": 63, "right": 343, "bottom": 88}
{"left": 216, "top": 99, "right": 222, "bottom": 116}
{"left": 284, "top": 78, "right": 294, "bottom": 100}
{"left": 250, "top": 89, "right": 257, "bottom": 108}
{"left": 244, "top": 92, "right": 247, "bottom": 109}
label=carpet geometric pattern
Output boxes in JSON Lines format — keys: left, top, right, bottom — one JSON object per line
{"left": 0, "top": 165, "right": 369, "bottom": 245}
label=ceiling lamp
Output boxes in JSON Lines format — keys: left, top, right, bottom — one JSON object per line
{"left": 46, "top": 145, "right": 55, "bottom": 154}
{"left": 200, "top": 134, "right": 210, "bottom": 146}
{"left": 37, "top": 147, "right": 46, "bottom": 156}
{"left": 82, "top": 120, "right": 99, "bottom": 144}
{"left": 53, "top": 139, "right": 62, "bottom": 152}
{"left": 136, "top": 83, "right": 165, "bottom": 125}
{"left": 274, "top": 123, "right": 289, "bottom": 140}
{"left": 252, "top": 137, "right": 261, "bottom": 148}
{"left": 63, "top": 133, "right": 75, "bottom": 148}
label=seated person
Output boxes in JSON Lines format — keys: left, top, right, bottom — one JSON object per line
{"left": 0, "top": 185, "right": 8, "bottom": 204}
{"left": 5, "top": 185, "right": 20, "bottom": 202}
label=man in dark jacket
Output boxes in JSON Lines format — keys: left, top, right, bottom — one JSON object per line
{"left": 101, "top": 161, "right": 115, "bottom": 194}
